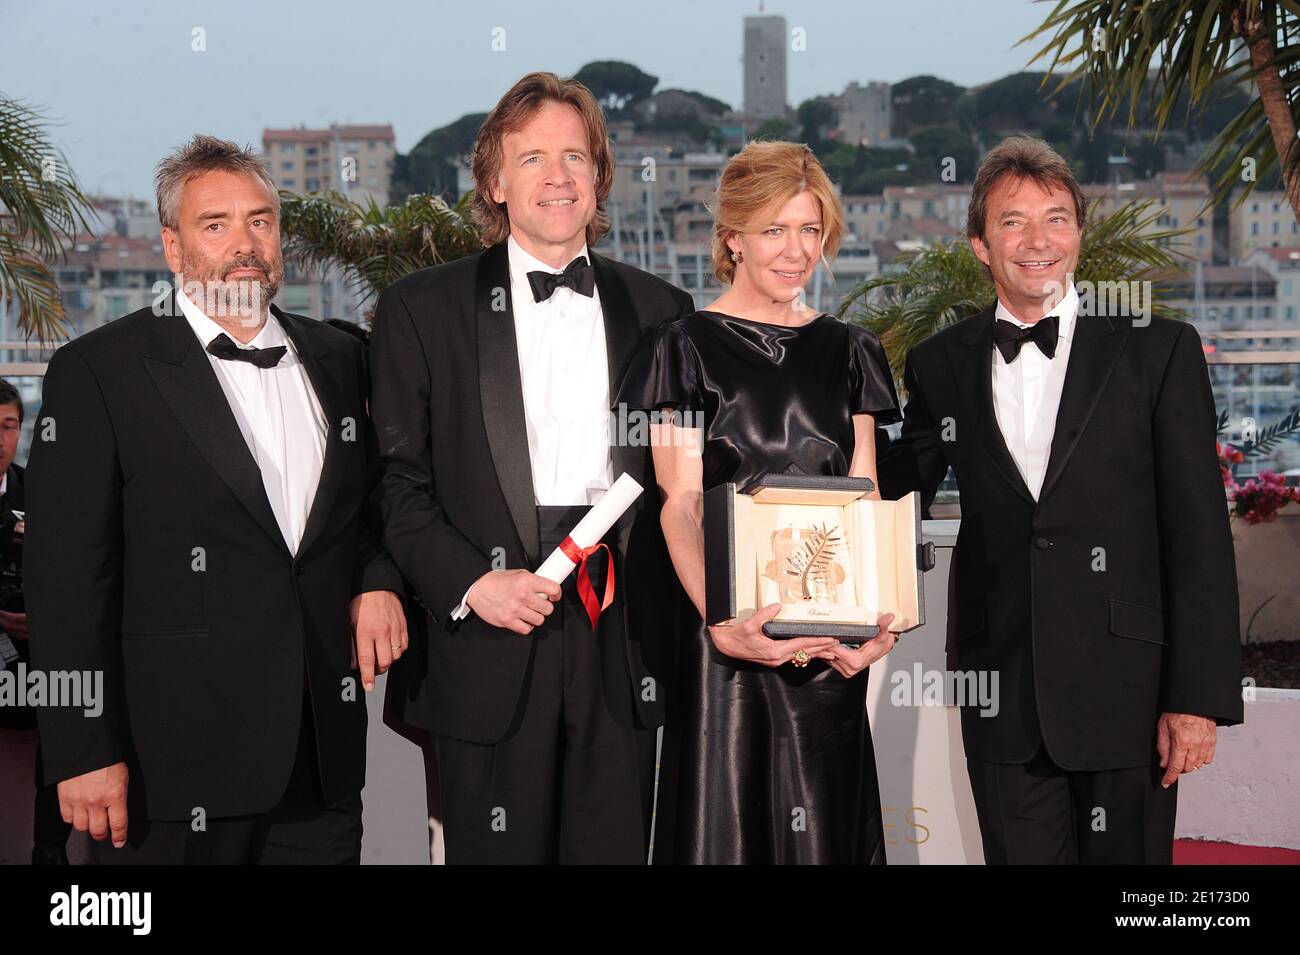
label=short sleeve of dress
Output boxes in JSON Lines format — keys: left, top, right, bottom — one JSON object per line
{"left": 847, "top": 325, "right": 902, "bottom": 425}
{"left": 614, "top": 319, "right": 702, "bottom": 413}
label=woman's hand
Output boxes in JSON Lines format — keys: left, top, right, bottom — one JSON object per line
{"left": 707, "top": 603, "right": 840, "bottom": 668}
{"left": 823, "top": 613, "right": 897, "bottom": 678}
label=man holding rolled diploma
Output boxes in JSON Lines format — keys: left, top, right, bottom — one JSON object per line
{"left": 370, "top": 72, "right": 693, "bottom": 864}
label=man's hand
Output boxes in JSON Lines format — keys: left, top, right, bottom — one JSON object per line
{"left": 823, "top": 613, "right": 897, "bottom": 678}
{"left": 1157, "top": 711, "right": 1217, "bottom": 788}
{"left": 465, "top": 570, "right": 561, "bottom": 635}
{"left": 707, "top": 603, "right": 840, "bottom": 667}
{"left": 0, "top": 609, "right": 28, "bottom": 641}
{"left": 350, "top": 590, "right": 407, "bottom": 691}
{"left": 57, "top": 762, "right": 129, "bottom": 848}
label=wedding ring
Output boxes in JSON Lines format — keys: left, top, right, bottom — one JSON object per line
{"left": 792, "top": 649, "right": 810, "bottom": 668}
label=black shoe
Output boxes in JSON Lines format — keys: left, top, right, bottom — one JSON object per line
{"left": 31, "top": 843, "right": 69, "bottom": 865}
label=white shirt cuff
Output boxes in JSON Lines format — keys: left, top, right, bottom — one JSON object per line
{"left": 451, "top": 583, "right": 475, "bottom": 621}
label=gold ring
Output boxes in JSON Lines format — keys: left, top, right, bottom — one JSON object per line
{"left": 792, "top": 649, "right": 810, "bottom": 668}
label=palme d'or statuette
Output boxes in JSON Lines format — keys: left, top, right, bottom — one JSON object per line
{"left": 773, "top": 522, "right": 847, "bottom": 604}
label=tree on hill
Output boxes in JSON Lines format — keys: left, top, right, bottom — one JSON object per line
{"left": 389, "top": 112, "right": 486, "bottom": 204}
{"left": 908, "top": 125, "right": 979, "bottom": 183}
{"left": 573, "top": 61, "right": 658, "bottom": 115}
{"left": 754, "top": 117, "right": 794, "bottom": 141}
{"left": 891, "top": 75, "right": 966, "bottom": 137}
{"left": 796, "top": 96, "right": 838, "bottom": 153}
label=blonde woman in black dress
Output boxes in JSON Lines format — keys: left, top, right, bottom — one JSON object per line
{"left": 617, "top": 141, "right": 902, "bottom": 863}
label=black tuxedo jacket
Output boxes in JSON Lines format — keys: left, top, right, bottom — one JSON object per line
{"left": 0, "top": 462, "right": 30, "bottom": 731}
{"left": 25, "top": 296, "right": 402, "bottom": 820}
{"left": 878, "top": 305, "right": 1244, "bottom": 771}
{"left": 371, "top": 242, "right": 694, "bottom": 744}
{"left": 2, "top": 460, "right": 24, "bottom": 510}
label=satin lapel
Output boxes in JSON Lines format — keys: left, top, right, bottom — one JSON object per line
{"left": 142, "top": 293, "right": 290, "bottom": 556}
{"left": 592, "top": 252, "right": 643, "bottom": 552}
{"left": 1037, "top": 311, "right": 1126, "bottom": 504}
{"left": 276, "top": 307, "right": 345, "bottom": 560}
{"left": 952, "top": 305, "right": 1036, "bottom": 505}
{"left": 475, "top": 242, "right": 540, "bottom": 563}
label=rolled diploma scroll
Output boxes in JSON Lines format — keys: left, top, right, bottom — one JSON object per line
{"left": 535, "top": 472, "right": 644, "bottom": 583}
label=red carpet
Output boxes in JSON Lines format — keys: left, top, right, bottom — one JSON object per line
{"left": 1174, "top": 839, "right": 1300, "bottom": 864}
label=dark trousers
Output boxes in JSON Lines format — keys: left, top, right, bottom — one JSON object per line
{"left": 435, "top": 504, "right": 656, "bottom": 865}
{"left": 966, "top": 743, "right": 1178, "bottom": 864}
{"left": 89, "top": 691, "right": 362, "bottom": 865}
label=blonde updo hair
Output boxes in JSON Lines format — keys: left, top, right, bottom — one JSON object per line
{"left": 710, "top": 140, "right": 845, "bottom": 285}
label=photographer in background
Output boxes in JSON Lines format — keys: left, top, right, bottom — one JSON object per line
{"left": 0, "top": 379, "right": 70, "bottom": 863}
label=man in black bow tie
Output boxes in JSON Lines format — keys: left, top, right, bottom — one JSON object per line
{"left": 878, "top": 136, "right": 1243, "bottom": 864}
{"left": 26, "top": 134, "right": 406, "bottom": 864}
{"left": 371, "top": 72, "right": 693, "bottom": 864}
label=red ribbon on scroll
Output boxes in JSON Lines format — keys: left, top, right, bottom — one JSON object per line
{"left": 557, "top": 536, "right": 615, "bottom": 631}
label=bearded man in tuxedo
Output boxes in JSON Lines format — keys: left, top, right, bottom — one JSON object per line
{"left": 26, "top": 135, "right": 406, "bottom": 864}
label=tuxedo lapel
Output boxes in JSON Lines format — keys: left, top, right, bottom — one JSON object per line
{"left": 275, "top": 308, "right": 345, "bottom": 560}
{"left": 143, "top": 292, "right": 290, "bottom": 556}
{"left": 953, "top": 305, "right": 1036, "bottom": 505}
{"left": 1038, "top": 311, "right": 1127, "bottom": 503}
{"left": 475, "top": 242, "right": 541, "bottom": 563}
{"left": 592, "top": 252, "right": 644, "bottom": 551}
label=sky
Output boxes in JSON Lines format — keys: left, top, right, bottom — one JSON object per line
{"left": 1, "top": 0, "right": 1054, "bottom": 200}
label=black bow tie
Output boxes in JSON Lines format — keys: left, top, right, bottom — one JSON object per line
{"left": 206, "top": 333, "right": 286, "bottom": 369}
{"left": 993, "top": 314, "right": 1059, "bottom": 363}
{"left": 527, "top": 256, "right": 595, "bottom": 302}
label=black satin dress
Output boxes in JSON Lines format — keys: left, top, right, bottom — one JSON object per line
{"left": 616, "top": 309, "right": 902, "bottom": 864}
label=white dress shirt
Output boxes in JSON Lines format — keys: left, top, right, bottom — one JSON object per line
{"left": 507, "top": 234, "right": 614, "bottom": 504}
{"left": 176, "top": 289, "right": 327, "bottom": 554}
{"left": 452, "top": 235, "right": 614, "bottom": 620}
{"left": 990, "top": 283, "right": 1079, "bottom": 501}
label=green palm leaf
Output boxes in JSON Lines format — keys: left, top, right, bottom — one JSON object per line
{"left": 278, "top": 189, "right": 481, "bottom": 320}
{"left": 1022, "top": 0, "right": 1300, "bottom": 215}
{"left": 0, "top": 95, "right": 97, "bottom": 341}
{"left": 837, "top": 199, "right": 1189, "bottom": 383}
